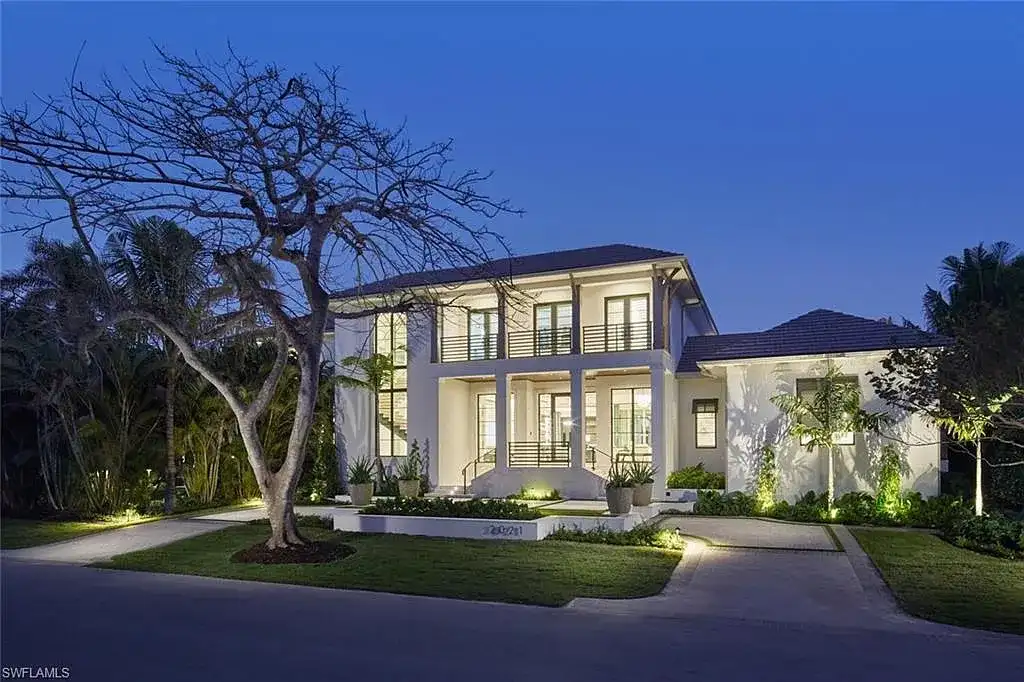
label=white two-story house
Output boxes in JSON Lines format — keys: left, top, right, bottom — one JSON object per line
{"left": 331, "top": 243, "right": 944, "bottom": 502}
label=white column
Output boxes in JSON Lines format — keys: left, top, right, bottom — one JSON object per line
{"left": 652, "top": 272, "right": 666, "bottom": 350}
{"left": 495, "top": 373, "right": 510, "bottom": 471}
{"left": 570, "top": 368, "right": 584, "bottom": 469}
{"left": 650, "top": 368, "right": 668, "bottom": 498}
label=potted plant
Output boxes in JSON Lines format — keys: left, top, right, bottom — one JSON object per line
{"left": 605, "top": 465, "right": 634, "bottom": 515}
{"left": 628, "top": 461, "right": 657, "bottom": 507}
{"left": 348, "top": 457, "right": 375, "bottom": 506}
{"left": 396, "top": 442, "right": 422, "bottom": 498}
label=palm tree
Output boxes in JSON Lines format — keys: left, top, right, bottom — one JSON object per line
{"left": 771, "top": 362, "right": 889, "bottom": 516}
{"left": 924, "top": 241, "right": 1024, "bottom": 335}
{"left": 337, "top": 353, "right": 395, "bottom": 486}
{"left": 104, "top": 217, "right": 219, "bottom": 513}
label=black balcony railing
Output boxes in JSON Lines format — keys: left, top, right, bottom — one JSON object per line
{"left": 508, "top": 441, "right": 570, "bottom": 467}
{"left": 582, "top": 321, "right": 652, "bottom": 353}
{"left": 507, "top": 328, "right": 572, "bottom": 358}
{"left": 439, "top": 334, "right": 499, "bottom": 363}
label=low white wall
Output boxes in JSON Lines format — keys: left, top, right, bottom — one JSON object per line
{"left": 470, "top": 467, "right": 606, "bottom": 499}
{"left": 332, "top": 509, "right": 653, "bottom": 541}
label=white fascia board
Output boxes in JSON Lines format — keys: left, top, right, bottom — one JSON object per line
{"left": 696, "top": 349, "right": 896, "bottom": 369}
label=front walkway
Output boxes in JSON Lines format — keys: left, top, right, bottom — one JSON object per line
{"left": 1, "top": 519, "right": 231, "bottom": 565}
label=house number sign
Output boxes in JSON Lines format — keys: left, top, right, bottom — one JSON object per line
{"left": 483, "top": 523, "right": 524, "bottom": 537}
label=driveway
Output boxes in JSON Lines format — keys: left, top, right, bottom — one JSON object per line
{"left": 1, "top": 519, "right": 230, "bottom": 565}
{"left": 573, "top": 519, "right": 941, "bottom": 633}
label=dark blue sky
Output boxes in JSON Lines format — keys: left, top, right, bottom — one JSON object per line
{"left": 2, "top": 2, "right": 1022, "bottom": 332}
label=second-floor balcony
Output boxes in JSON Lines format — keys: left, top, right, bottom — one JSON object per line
{"left": 439, "top": 321, "right": 652, "bottom": 363}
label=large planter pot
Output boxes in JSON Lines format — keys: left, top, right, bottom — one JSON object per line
{"left": 349, "top": 482, "right": 374, "bottom": 506}
{"left": 398, "top": 479, "right": 421, "bottom": 498}
{"left": 606, "top": 486, "right": 634, "bottom": 515}
{"left": 632, "top": 482, "right": 653, "bottom": 507}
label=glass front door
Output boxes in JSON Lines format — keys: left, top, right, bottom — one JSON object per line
{"left": 611, "top": 387, "right": 652, "bottom": 462}
{"left": 538, "top": 393, "right": 573, "bottom": 447}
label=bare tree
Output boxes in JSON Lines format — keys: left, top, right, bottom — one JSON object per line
{"left": 2, "top": 48, "right": 517, "bottom": 548}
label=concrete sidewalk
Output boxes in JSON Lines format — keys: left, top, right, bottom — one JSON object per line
{"left": 2, "top": 519, "right": 231, "bottom": 565}
{"left": 192, "top": 504, "right": 341, "bottom": 522}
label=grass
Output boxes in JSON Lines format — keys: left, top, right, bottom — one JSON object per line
{"left": 95, "top": 524, "right": 682, "bottom": 606}
{"left": 853, "top": 529, "right": 1024, "bottom": 635}
{"left": 0, "top": 500, "right": 263, "bottom": 550}
{"left": 0, "top": 517, "right": 148, "bottom": 549}
{"left": 535, "top": 508, "right": 609, "bottom": 517}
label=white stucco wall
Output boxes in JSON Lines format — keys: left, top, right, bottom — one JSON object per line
{"left": 717, "top": 353, "right": 940, "bottom": 502}
{"left": 437, "top": 378, "right": 472, "bottom": 488}
{"left": 334, "top": 316, "right": 374, "bottom": 486}
{"left": 676, "top": 376, "right": 728, "bottom": 474}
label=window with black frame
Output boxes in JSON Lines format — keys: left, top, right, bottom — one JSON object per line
{"left": 375, "top": 313, "right": 407, "bottom": 458}
{"left": 611, "top": 387, "right": 652, "bottom": 462}
{"left": 693, "top": 398, "right": 719, "bottom": 449}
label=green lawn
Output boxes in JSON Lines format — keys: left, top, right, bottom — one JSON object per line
{"left": 0, "top": 518, "right": 149, "bottom": 549}
{"left": 95, "top": 525, "right": 682, "bottom": 606}
{"left": 535, "top": 508, "right": 609, "bottom": 517}
{"left": 1, "top": 501, "right": 263, "bottom": 550}
{"left": 853, "top": 529, "right": 1024, "bottom": 635}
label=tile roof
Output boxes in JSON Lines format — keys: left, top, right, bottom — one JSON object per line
{"left": 677, "top": 309, "right": 949, "bottom": 372}
{"left": 332, "top": 243, "right": 682, "bottom": 299}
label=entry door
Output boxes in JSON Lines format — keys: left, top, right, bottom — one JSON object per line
{"left": 538, "top": 393, "right": 573, "bottom": 448}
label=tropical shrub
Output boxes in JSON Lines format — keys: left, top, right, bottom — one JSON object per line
{"left": 547, "top": 523, "right": 685, "bottom": 550}
{"left": 874, "top": 445, "right": 904, "bottom": 520}
{"left": 753, "top": 445, "right": 778, "bottom": 514}
{"left": 396, "top": 441, "right": 422, "bottom": 482}
{"left": 507, "top": 487, "right": 561, "bottom": 501}
{"left": 667, "top": 464, "right": 725, "bottom": 490}
{"left": 943, "top": 515, "right": 1024, "bottom": 560}
{"left": 605, "top": 466, "right": 633, "bottom": 489}
{"left": 693, "top": 490, "right": 756, "bottom": 516}
{"left": 902, "top": 492, "right": 972, "bottom": 529}
{"left": 361, "top": 496, "right": 542, "bottom": 520}
{"left": 834, "top": 491, "right": 877, "bottom": 525}
{"left": 628, "top": 461, "right": 657, "bottom": 485}
{"left": 347, "top": 458, "right": 375, "bottom": 485}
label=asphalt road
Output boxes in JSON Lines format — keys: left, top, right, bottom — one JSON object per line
{"left": 2, "top": 560, "right": 1022, "bottom": 682}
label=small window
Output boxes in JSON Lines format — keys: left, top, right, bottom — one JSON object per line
{"left": 795, "top": 377, "right": 857, "bottom": 446}
{"left": 693, "top": 399, "right": 718, "bottom": 449}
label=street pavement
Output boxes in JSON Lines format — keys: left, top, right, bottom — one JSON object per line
{"left": 2, "top": 559, "right": 1022, "bottom": 682}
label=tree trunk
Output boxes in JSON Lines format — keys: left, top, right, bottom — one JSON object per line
{"left": 264, "top": 475, "right": 305, "bottom": 549}
{"left": 163, "top": 355, "right": 178, "bottom": 514}
{"left": 974, "top": 439, "right": 983, "bottom": 517}
{"left": 826, "top": 446, "right": 835, "bottom": 516}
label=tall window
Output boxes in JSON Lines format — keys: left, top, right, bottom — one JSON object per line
{"left": 611, "top": 388, "right": 651, "bottom": 460}
{"left": 477, "top": 393, "right": 515, "bottom": 459}
{"left": 605, "top": 295, "right": 650, "bottom": 350}
{"left": 375, "top": 313, "right": 407, "bottom": 458}
{"left": 534, "top": 302, "right": 573, "bottom": 355}
{"left": 795, "top": 377, "right": 857, "bottom": 446}
{"left": 693, "top": 399, "right": 719, "bottom": 449}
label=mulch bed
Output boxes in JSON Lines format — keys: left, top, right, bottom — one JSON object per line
{"left": 231, "top": 540, "right": 355, "bottom": 565}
